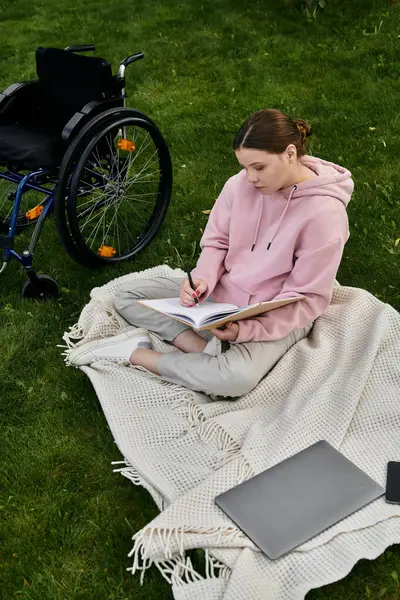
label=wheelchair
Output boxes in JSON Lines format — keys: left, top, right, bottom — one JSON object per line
{"left": 0, "top": 45, "right": 172, "bottom": 299}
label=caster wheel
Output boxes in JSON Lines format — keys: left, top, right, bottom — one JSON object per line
{"left": 22, "top": 274, "right": 59, "bottom": 300}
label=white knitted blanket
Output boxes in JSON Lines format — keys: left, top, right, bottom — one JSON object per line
{"left": 61, "top": 265, "right": 400, "bottom": 599}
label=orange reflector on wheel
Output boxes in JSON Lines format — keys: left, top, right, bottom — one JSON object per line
{"left": 26, "top": 205, "right": 44, "bottom": 220}
{"left": 117, "top": 139, "right": 135, "bottom": 152}
{"left": 98, "top": 245, "right": 117, "bottom": 257}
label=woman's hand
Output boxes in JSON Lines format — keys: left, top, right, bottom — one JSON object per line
{"left": 210, "top": 322, "right": 239, "bottom": 342}
{"left": 180, "top": 278, "right": 208, "bottom": 306}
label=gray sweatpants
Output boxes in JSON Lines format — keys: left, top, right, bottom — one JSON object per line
{"left": 114, "top": 277, "right": 314, "bottom": 399}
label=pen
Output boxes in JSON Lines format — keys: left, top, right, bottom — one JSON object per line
{"left": 185, "top": 266, "right": 199, "bottom": 306}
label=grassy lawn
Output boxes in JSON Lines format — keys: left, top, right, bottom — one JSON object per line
{"left": 1, "top": 0, "right": 400, "bottom": 597}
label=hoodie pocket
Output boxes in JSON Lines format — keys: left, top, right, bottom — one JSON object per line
{"left": 213, "top": 274, "right": 251, "bottom": 306}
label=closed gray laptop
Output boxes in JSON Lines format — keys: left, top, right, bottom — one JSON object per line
{"left": 214, "top": 440, "right": 384, "bottom": 560}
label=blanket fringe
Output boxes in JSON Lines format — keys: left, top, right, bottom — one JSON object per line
{"left": 112, "top": 460, "right": 144, "bottom": 486}
{"left": 170, "top": 391, "right": 255, "bottom": 478}
{"left": 204, "top": 549, "right": 231, "bottom": 580}
{"left": 125, "top": 370, "right": 251, "bottom": 477}
{"left": 58, "top": 306, "right": 125, "bottom": 363}
{"left": 127, "top": 525, "right": 237, "bottom": 585}
{"left": 237, "top": 453, "right": 255, "bottom": 482}
{"left": 170, "top": 392, "right": 207, "bottom": 428}
{"left": 57, "top": 322, "right": 86, "bottom": 363}
{"left": 171, "top": 550, "right": 231, "bottom": 587}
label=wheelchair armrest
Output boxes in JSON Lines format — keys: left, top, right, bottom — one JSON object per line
{"left": 61, "top": 98, "right": 123, "bottom": 142}
{"left": 0, "top": 81, "right": 41, "bottom": 123}
{"left": 61, "top": 100, "right": 102, "bottom": 141}
{"left": 0, "top": 81, "right": 40, "bottom": 103}
{"left": 2, "top": 80, "right": 38, "bottom": 93}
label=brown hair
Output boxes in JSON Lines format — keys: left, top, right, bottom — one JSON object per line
{"left": 233, "top": 108, "right": 312, "bottom": 157}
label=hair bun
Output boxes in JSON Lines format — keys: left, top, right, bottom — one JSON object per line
{"left": 296, "top": 119, "right": 313, "bottom": 141}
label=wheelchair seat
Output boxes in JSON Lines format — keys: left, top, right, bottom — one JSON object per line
{"left": 0, "top": 124, "right": 65, "bottom": 169}
{"left": 0, "top": 47, "right": 115, "bottom": 170}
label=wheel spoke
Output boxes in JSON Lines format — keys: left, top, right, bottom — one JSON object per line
{"left": 118, "top": 138, "right": 138, "bottom": 178}
{"left": 123, "top": 158, "right": 160, "bottom": 196}
{"left": 0, "top": 181, "right": 45, "bottom": 228}
{"left": 0, "top": 182, "right": 14, "bottom": 223}
{"left": 126, "top": 150, "right": 160, "bottom": 181}
{"left": 79, "top": 189, "right": 113, "bottom": 232}
{"left": 101, "top": 196, "right": 124, "bottom": 247}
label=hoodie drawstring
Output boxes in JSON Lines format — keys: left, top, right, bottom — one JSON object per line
{"left": 251, "top": 185, "right": 297, "bottom": 251}
{"left": 251, "top": 198, "right": 263, "bottom": 252}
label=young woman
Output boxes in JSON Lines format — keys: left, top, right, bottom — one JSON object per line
{"left": 68, "top": 109, "right": 354, "bottom": 399}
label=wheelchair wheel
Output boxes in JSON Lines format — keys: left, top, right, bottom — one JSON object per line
{"left": 54, "top": 108, "right": 172, "bottom": 268}
{"left": 21, "top": 274, "right": 59, "bottom": 300}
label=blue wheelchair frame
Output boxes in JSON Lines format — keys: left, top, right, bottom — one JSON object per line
{"left": 0, "top": 168, "right": 53, "bottom": 277}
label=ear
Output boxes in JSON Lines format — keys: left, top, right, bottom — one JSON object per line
{"left": 285, "top": 144, "right": 297, "bottom": 163}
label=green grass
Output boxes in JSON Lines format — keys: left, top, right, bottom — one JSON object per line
{"left": 1, "top": 0, "right": 400, "bottom": 598}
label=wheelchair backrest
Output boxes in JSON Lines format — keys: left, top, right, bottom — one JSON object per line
{"left": 35, "top": 47, "right": 114, "bottom": 133}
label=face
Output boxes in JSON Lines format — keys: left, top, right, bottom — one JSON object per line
{"left": 235, "top": 146, "right": 297, "bottom": 194}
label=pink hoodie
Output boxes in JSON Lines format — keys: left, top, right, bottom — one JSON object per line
{"left": 191, "top": 155, "right": 354, "bottom": 343}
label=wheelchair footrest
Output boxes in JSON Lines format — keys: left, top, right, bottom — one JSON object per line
{"left": 0, "top": 236, "right": 13, "bottom": 249}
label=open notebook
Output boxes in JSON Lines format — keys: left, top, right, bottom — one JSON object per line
{"left": 137, "top": 295, "right": 305, "bottom": 331}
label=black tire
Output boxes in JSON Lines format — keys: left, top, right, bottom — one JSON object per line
{"left": 54, "top": 107, "right": 172, "bottom": 268}
{"left": 21, "top": 274, "right": 59, "bottom": 300}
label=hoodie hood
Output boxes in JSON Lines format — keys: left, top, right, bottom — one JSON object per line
{"left": 251, "top": 156, "right": 353, "bottom": 251}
